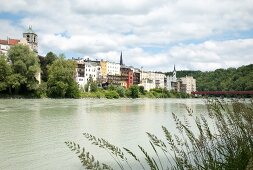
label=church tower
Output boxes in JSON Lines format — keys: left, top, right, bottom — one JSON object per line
{"left": 120, "top": 51, "right": 123, "bottom": 65}
{"left": 172, "top": 64, "right": 176, "bottom": 81}
{"left": 23, "top": 26, "right": 38, "bottom": 53}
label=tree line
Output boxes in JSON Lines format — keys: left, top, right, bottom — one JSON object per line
{"left": 166, "top": 64, "right": 253, "bottom": 91}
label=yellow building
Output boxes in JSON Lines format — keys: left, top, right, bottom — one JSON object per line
{"left": 100, "top": 60, "right": 108, "bottom": 78}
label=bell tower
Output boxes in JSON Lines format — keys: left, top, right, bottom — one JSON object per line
{"left": 23, "top": 26, "right": 38, "bottom": 53}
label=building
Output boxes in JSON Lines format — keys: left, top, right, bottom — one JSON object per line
{"left": 179, "top": 76, "right": 196, "bottom": 94}
{"left": 0, "top": 38, "right": 20, "bottom": 55}
{"left": 0, "top": 26, "right": 38, "bottom": 55}
{"left": 84, "top": 59, "right": 101, "bottom": 84}
{"left": 23, "top": 26, "right": 38, "bottom": 53}
{"left": 140, "top": 70, "right": 166, "bottom": 91}
{"left": 166, "top": 65, "right": 177, "bottom": 91}
{"left": 74, "top": 58, "right": 101, "bottom": 88}
{"left": 75, "top": 59, "right": 86, "bottom": 88}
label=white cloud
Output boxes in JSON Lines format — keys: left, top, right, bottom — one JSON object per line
{"left": 0, "top": 0, "right": 253, "bottom": 71}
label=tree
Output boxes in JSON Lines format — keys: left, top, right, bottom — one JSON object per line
{"left": 47, "top": 57, "right": 80, "bottom": 98}
{"left": 7, "top": 44, "right": 40, "bottom": 94}
{"left": 39, "top": 52, "right": 57, "bottom": 82}
{"left": 128, "top": 85, "right": 139, "bottom": 98}
{"left": 0, "top": 55, "right": 12, "bottom": 92}
{"left": 116, "top": 86, "right": 125, "bottom": 97}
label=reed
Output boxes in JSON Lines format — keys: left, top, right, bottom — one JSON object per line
{"left": 66, "top": 98, "right": 253, "bottom": 169}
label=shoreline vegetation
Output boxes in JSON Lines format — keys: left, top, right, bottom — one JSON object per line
{"left": 1, "top": 44, "right": 252, "bottom": 99}
{"left": 66, "top": 98, "right": 253, "bottom": 170}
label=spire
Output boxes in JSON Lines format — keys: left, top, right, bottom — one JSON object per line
{"left": 173, "top": 64, "right": 176, "bottom": 80}
{"left": 120, "top": 51, "right": 123, "bottom": 65}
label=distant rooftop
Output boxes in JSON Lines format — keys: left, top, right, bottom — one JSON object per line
{"left": 0, "top": 38, "right": 20, "bottom": 45}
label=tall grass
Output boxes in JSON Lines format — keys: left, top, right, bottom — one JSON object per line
{"left": 66, "top": 98, "right": 253, "bottom": 169}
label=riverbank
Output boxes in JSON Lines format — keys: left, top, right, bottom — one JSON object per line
{"left": 0, "top": 86, "right": 192, "bottom": 99}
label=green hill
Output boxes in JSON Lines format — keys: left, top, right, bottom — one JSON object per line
{"left": 166, "top": 64, "right": 253, "bottom": 91}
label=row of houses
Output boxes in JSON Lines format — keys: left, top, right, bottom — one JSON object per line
{"left": 0, "top": 27, "right": 196, "bottom": 94}
{"left": 73, "top": 55, "right": 196, "bottom": 94}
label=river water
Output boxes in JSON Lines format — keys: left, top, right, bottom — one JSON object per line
{"left": 0, "top": 98, "right": 207, "bottom": 170}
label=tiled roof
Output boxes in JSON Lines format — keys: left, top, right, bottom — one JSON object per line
{"left": 0, "top": 39, "right": 8, "bottom": 45}
{"left": 9, "top": 39, "right": 20, "bottom": 45}
{"left": 0, "top": 38, "right": 20, "bottom": 45}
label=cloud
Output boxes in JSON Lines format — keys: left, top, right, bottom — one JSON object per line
{"left": 0, "top": 0, "right": 253, "bottom": 71}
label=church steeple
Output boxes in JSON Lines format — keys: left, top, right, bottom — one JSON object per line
{"left": 172, "top": 64, "right": 176, "bottom": 80}
{"left": 120, "top": 51, "right": 123, "bottom": 65}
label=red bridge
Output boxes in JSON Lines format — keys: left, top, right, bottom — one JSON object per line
{"left": 191, "top": 91, "right": 253, "bottom": 95}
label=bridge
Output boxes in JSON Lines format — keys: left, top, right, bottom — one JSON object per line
{"left": 191, "top": 91, "right": 253, "bottom": 95}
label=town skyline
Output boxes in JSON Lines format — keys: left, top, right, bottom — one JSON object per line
{"left": 0, "top": 0, "right": 253, "bottom": 71}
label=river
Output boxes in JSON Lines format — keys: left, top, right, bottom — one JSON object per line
{"left": 0, "top": 98, "right": 207, "bottom": 170}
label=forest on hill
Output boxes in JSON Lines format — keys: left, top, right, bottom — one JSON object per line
{"left": 166, "top": 64, "right": 253, "bottom": 91}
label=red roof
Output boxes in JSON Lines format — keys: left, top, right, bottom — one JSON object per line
{"left": 9, "top": 39, "right": 20, "bottom": 45}
{"left": 0, "top": 38, "right": 20, "bottom": 45}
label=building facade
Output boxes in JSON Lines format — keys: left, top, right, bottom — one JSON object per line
{"left": 179, "top": 76, "right": 196, "bottom": 94}
{"left": 166, "top": 65, "right": 177, "bottom": 91}
{"left": 140, "top": 70, "right": 166, "bottom": 91}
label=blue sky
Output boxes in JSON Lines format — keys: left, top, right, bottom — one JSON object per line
{"left": 0, "top": 0, "right": 253, "bottom": 71}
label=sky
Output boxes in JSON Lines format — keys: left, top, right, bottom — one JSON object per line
{"left": 0, "top": 0, "right": 253, "bottom": 72}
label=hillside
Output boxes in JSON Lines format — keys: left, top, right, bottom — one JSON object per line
{"left": 166, "top": 64, "right": 253, "bottom": 91}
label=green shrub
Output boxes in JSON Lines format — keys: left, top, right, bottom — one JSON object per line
{"left": 116, "top": 86, "right": 125, "bottom": 97}
{"left": 128, "top": 85, "right": 139, "bottom": 98}
{"left": 35, "top": 82, "right": 47, "bottom": 98}
{"left": 105, "top": 90, "right": 119, "bottom": 99}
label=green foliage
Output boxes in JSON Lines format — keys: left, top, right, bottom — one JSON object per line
{"left": 116, "top": 86, "right": 125, "bottom": 97}
{"left": 1, "top": 44, "right": 40, "bottom": 95}
{"left": 65, "top": 141, "right": 113, "bottom": 170}
{"left": 128, "top": 85, "right": 139, "bottom": 98}
{"left": 108, "top": 84, "right": 117, "bottom": 91}
{"left": 90, "top": 82, "right": 98, "bottom": 92}
{"left": 166, "top": 64, "right": 253, "bottom": 92}
{"left": 105, "top": 90, "right": 119, "bottom": 99}
{"left": 0, "top": 55, "right": 11, "bottom": 92}
{"left": 67, "top": 99, "right": 253, "bottom": 169}
{"left": 39, "top": 52, "right": 57, "bottom": 82}
{"left": 47, "top": 58, "right": 80, "bottom": 98}
{"left": 139, "top": 86, "right": 145, "bottom": 95}
{"left": 35, "top": 82, "right": 47, "bottom": 98}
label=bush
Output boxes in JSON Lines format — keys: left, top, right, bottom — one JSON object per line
{"left": 116, "top": 86, "right": 125, "bottom": 97}
{"left": 105, "top": 90, "right": 119, "bottom": 99}
{"left": 139, "top": 86, "right": 145, "bottom": 95}
{"left": 128, "top": 85, "right": 139, "bottom": 98}
{"left": 90, "top": 82, "right": 98, "bottom": 92}
{"left": 35, "top": 82, "right": 47, "bottom": 98}
{"left": 66, "top": 99, "right": 253, "bottom": 170}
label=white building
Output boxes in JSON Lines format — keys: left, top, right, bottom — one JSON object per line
{"left": 140, "top": 70, "right": 166, "bottom": 91}
{"left": 75, "top": 59, "right": 86, "bottom": 88}
{"left": 75, "top": 58, "right": 101, "bottom": 88}
{"left": 166, "top": 65, "right": 177, "bottom": 91}
{"left": 107, "top": 61, "right": 120, "bottom": 75}
{"left": 179, "top": 76, "right": 196, "bottom": 94}
{"left": 84, "top": 61, "right": 101, "bottom": 84}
